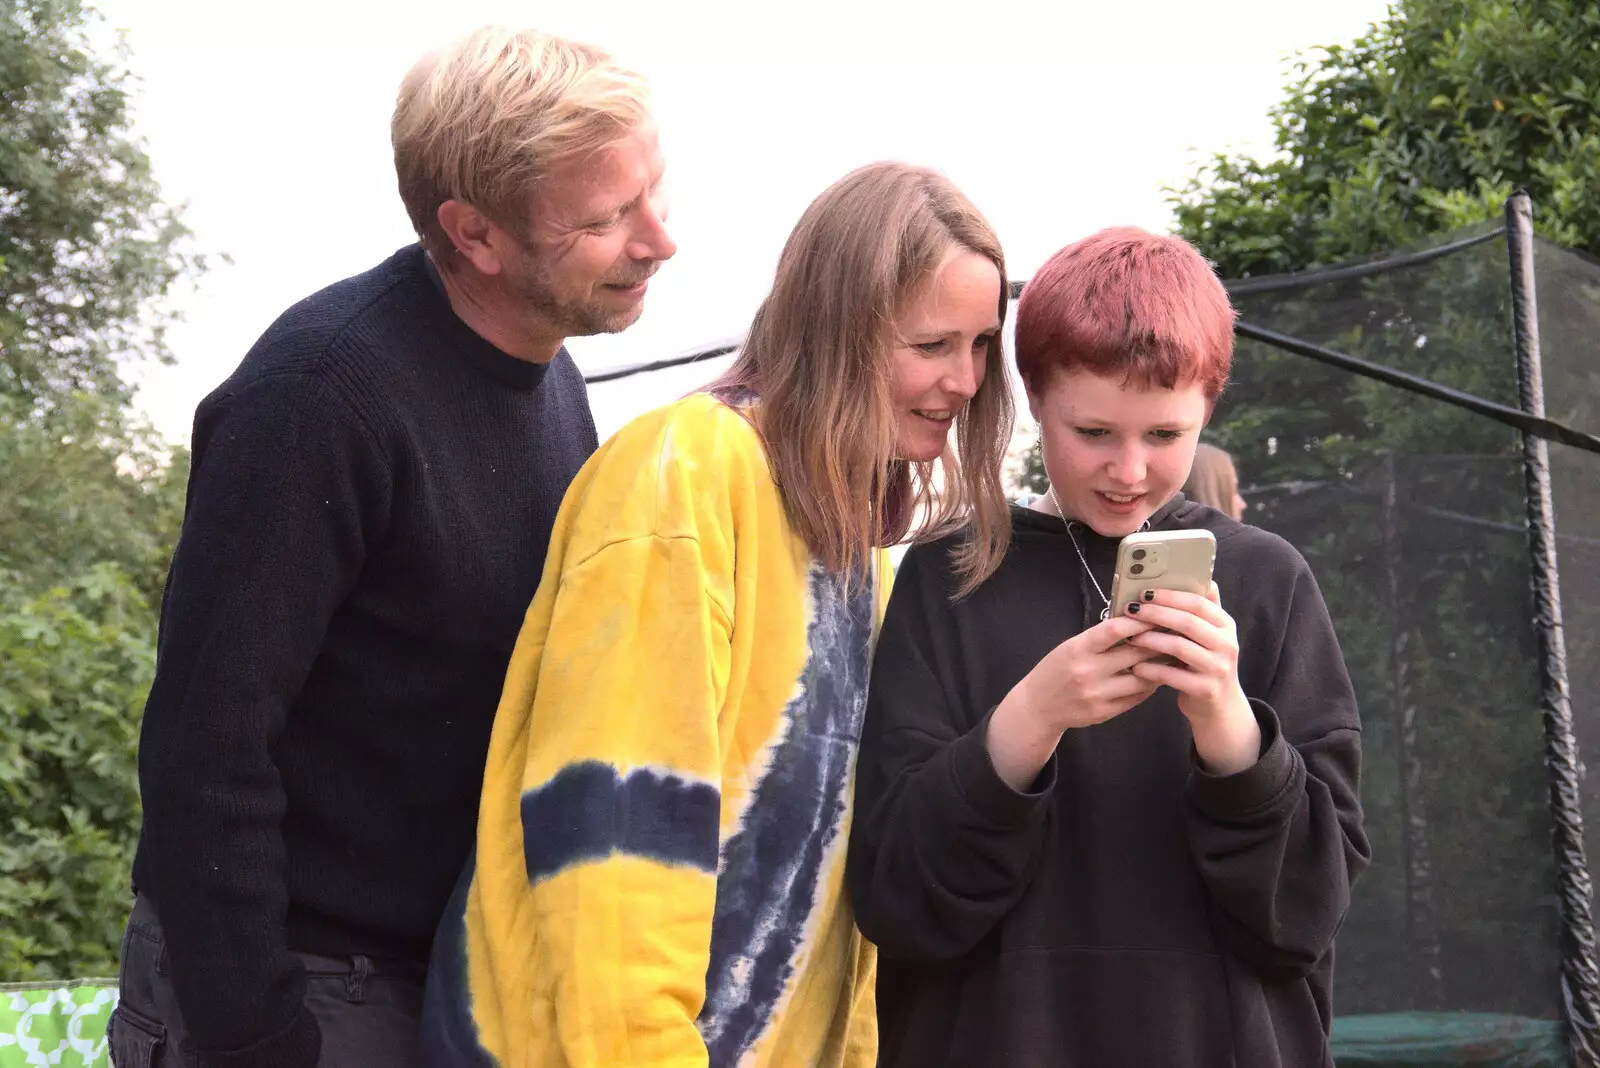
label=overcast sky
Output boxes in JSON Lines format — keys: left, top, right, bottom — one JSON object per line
{"left": 99, "top": 0, "right": 1391, "bottom": 444}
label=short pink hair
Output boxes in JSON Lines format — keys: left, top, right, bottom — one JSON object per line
{"left": 1015, "top": 227, "right": 1236, "bottom": 400}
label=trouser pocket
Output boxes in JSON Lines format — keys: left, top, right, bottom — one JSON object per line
{"left": 107, "top": 1002, "right": 168, "bottom": 1068}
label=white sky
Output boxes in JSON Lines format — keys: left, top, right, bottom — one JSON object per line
{"left": 99, "top": 0, "right": 1391, "bottom": 445}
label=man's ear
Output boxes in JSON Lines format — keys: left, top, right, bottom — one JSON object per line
{"left": 436, "top": 200, "right": 506, "bottom": 276}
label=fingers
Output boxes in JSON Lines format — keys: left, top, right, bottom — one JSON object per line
{"left": 1102, "top": 640, "right": 1168, "bottom": 676}
{"left": 1101, "top": 668, "right": 1160, "bottom": 701}
{"left": 1125, "top": 629, "right": 1218, "bottom": 673}
{"left": 1123, "top": 602, "right": 1217, "bottom": 649}
{"left": 1128, "top": 657, "right": 1193, "bottom": 691}
{"left": 1129, "top": 588, "right": 1231, "bottom": 629}
{"left": 1123, "top": 601, "right": 1232, "bottom": 650}
{"left": 1088, "top": 672, "right": 1160, "bottom": 724}
{"left": 1082, "top": 613, "right": 1157, "bottom": 653}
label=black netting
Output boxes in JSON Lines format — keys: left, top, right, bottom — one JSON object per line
{"left": 1210, "top": 226, "right": 1572, "bottom": 1026}
{"left": 1537, "top": 239, "right": 1600, "bottom": 1014}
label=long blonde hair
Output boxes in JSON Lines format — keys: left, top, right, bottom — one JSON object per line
{"left": 1184, "top": 442, "right": 1241, "bottom": 516}
{"left": 711, "top": 162, "right": 1015, "bottom": 596}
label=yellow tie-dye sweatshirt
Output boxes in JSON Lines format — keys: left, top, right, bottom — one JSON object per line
{"left": 419, "top": 392, "right": 884, "bottom": 1068}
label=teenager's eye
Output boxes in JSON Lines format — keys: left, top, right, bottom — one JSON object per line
{"left": 1075, "top": 427, "right": 1108, "bottom": 440}
{"left": 1151, "top": 429, "right": 1184, "bottom": 442}
{"left": 973, "top": 333, "right": 997, "bottom": 353}
{"left": 916, "top": 340, "right": 945, "bottom": 355}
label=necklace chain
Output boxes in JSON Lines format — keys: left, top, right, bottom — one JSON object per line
{"left": 1047, "top": 486, "right": 1112, "bottom": 622}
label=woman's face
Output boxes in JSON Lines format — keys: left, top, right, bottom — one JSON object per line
{"left": 1029, "top": 367, "right": 1208, "bottom": 537}
{"left": 889, "top": 251, "right": 1001, "bottom": 463}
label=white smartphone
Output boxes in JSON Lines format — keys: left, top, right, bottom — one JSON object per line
{"left": 1108, "top": 529, "right": 1217, "bottom": 667}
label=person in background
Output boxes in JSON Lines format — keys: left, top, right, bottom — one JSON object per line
{"left": 109, "top": 26, "right": 675, "bottom": 1068}
{"left": 1185, "top": 440, "right": 1248, "bottom": 520}
{"left": 850, "top": 227, "right": 1368, "bottom": 1067}
{"left": 420, "top": 161, "right": 1016, "bottom": 1068}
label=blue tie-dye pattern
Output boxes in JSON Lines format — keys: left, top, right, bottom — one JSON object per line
{"left": 417, "top": 856, "right": 501, "bottom": 1068}
{"left": 696, "top": 563, "right": 874, "bottom": 1066}
{"left": 520, "top": 762, "right": 722, "bottom": 883}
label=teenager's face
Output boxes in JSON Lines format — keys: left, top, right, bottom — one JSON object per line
{"left": 1029, "top": 367, "right": 1208, "bottom": 537}
{"left": 889, "top": 250, "right": 1002, "bottom": 463}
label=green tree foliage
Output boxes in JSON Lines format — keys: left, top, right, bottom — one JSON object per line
{"left": 1166, "top": 0, "right": 1600, "bottom": 484}
{"left": 0, "top": 395, "right": 188, "bottom": 603}
{"left": 1, "top": 0, "right": 198, "bottom": 979}
{"left": 1169, "top": 0, "right": 1600, "bottom": 276}
{"left": 0, "top": 567, "right": 154, "bottom": 980}
{"left": 1144, "top": 0, "right": 1600, "bottom": 1019}
{"left": 1, "top": 0, "right": 201, "bottom": 413}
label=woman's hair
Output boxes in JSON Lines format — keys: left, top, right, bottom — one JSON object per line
{"left": 710, "top": 162, "right": 1014, "bottom": 596}
{"left": 1015, "top": 227, "right": 1235, "bottom": 402}
{"left": 1184, "top": 442, "right": 1241, "bottom": 516}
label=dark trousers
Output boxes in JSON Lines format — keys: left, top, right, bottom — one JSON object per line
{"left": 107, "top": 897, "right": 423, "bottom": 1068}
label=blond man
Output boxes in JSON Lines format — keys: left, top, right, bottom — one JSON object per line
{"left": 107, "top": 27, "right": 674, "bottom": 1068}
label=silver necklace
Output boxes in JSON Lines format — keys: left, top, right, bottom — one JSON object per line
{"left": 1048, "top": 486, "right": 1112, "bottom": 622}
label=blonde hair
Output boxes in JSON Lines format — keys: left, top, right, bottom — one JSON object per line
{"left": 1184, "top": 442, "right": 1241, "bottom": 515}
{"left": 392, "top": 26, "right": 650, "bottom": 253}
{"left": 711, "top": 162, "right": 1015, "bottom": 598}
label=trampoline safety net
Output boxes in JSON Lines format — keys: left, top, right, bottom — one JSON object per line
{"left": 1205, "top": 219, "right": 1600, "bottom": 1066}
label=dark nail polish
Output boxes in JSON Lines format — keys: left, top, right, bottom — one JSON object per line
{"left": 1127, "top": 602, "right": 1140, "bottom": 615}
{"left": 1142, "top": 589, "right": 1155, "bottom": 602}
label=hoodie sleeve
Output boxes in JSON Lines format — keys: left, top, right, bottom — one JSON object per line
{"left": 1182, "top": 556, "right": 1371, "bottom": 981}
{"left": 847, "top": 546, "right": 1055, "bottom": 961}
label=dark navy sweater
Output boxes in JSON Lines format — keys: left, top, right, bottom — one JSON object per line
{"left": 132, "top": 245, "right": 597, "bottom": 1067}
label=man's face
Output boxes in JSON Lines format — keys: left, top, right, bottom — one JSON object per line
{"left": 504, "top": 120, "right": 676, "bottom": 339}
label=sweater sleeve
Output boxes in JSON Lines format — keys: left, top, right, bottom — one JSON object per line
{"left": 134, "top": 373, "right": 392, "bottom": 1068}
{"left": 1182, "top": 560, "right": 1371, "bottom": 982}
{"left": 510, "top": 530, "right": 731, "bottom": 1067}
{"left": 847, "top": 547, "right": 1055, "bottom": 961}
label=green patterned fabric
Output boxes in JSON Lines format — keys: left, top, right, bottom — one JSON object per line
{"left": 0, "top": 987, "right": 1574, "bottom": 1068}
{"left": 0, "top": 982, "right": 117, "bottom": 1068}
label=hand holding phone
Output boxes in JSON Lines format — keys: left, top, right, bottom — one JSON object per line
{"left": 1108, "top": 529, "right": 1216, "bottom": 666}
{"left": 1120, "top": 580, "right": 1260, "bottom": 775}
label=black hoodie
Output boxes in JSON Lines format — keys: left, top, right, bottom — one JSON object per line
{"left": 848, "top": 497, "right": 1370, "bottom": 1067}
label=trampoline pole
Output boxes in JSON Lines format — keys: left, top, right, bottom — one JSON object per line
{"left": 1507, "top": 190, "right": 1600, "bottom": 1067}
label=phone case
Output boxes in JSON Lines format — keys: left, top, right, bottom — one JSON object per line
{"left": 1108, "top": 529, "right": 1217, "bottom": 668}
{"left": 1108, "top": 528, "right": 1217, "bottom": 610}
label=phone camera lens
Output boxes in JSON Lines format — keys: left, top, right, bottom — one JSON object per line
{"left": 1132, "top": 548, "right": 1147, "bottom": 561}
{"left": 1131, "top": 563, "right": 1145, "bottom": 576}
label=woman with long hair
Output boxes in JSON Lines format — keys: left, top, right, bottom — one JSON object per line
{"left": 420, "top": 161, "right": 1015, "bottom": 1067}
{"left": 1184, "top": 441, "right": 1247, "bottom": 520}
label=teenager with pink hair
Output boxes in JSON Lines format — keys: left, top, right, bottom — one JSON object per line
{"left": 849, "top": 227, "right": 1369, "bottom": 1067}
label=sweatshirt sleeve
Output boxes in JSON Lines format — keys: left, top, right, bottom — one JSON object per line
{"left": 134, "top": 373, "right": 392, "bottom": 1068}
{"left": 847, "top": 547, "right": 1055, "bottom": 961}
{"left": 511, "top": 529, "right": 732, "bottom": 1067}
{"left": 1182, "top": 558, "right": 1371, "bottom": 982}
